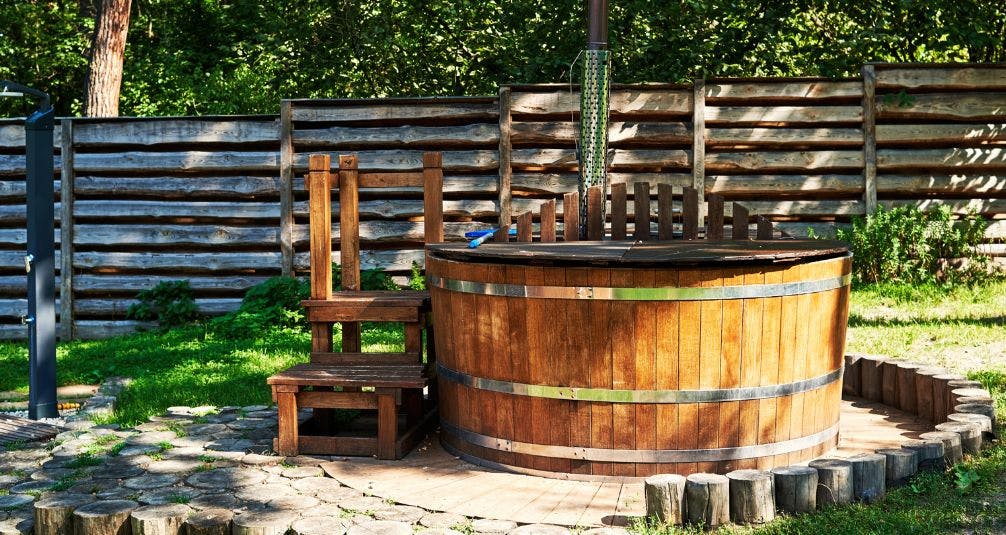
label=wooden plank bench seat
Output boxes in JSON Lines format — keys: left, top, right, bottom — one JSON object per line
{"left": 268, "top": 151, "right": 443, "bottom": 460}
{"left": 268, "top": 364, "right": 429, "bottom": 389}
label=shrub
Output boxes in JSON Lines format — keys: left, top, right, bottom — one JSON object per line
{"left": 209, "top": 276, "right": 309, "bottom": 339}
{"left": 126, "top": 280, "right": 200, "bottom": 329}
{"left": 837, "top": 205, "right": 990, "bottom": 285}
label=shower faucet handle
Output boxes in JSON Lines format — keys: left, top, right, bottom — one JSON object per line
{"left": 24, "top": 254, "right": 33, "bottom": 273}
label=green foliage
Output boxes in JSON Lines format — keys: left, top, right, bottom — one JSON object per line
{"left": 209, "top": 276, "right": 309, "bottom": 340}
{"left": 333, "top": 264, "right": 399, "bottom": 292}
{"left": 126, "top": 280, "right": 201, "bottom": 329}
{"left": 954, "top": 465, "right": 981, "bottom": 494}
{"left": 837, "top": 206, "right": 991, "bottom": 285}
{"left": 409, "top": 261, "right": 426, "bottom": 291}
{"left": 3, "top": 1, "right": 1006, "bottom": 116}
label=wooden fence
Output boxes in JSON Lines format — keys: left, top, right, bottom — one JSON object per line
{"left": 0, "top": 64, "right": 1002, "bottom": 339}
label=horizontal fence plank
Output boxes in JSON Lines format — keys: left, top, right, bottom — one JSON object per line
{"left": 74, "top": 297, "right": 241, "bottom": 316}
{"left": 292, "top": 199, "right": 498, "bottom": 219}
{"left": 877, "top": 174, "right": 1006, "bottom": 195}
{"left": 510, "top": 172, "right": 693, "bottom": 195}
{"left": 510, "top": 121, "right": 691, "bottom": 146}
{"left": 74, "top": 274, "right": 273, "bottom": 294}
{"left": 290, "top": 174, "right": 497, "bottom": 195}
{"left": 74, "top": 151, "right": 278, "bottom": 173}
{"left": 707, "top": 174, "right": 863, "bottom": 195}
{"left": 74, "top": 200, "right": 280, "bottom": 221}
{"left": 0, "top": 228, "right": 60, "bottom": 246}
{"left": 876, "top": 94, "right": 1006, "bottom": 121}
{"left": 706, "top": 127, "right": 862, "bottom": 148}
{"left": 0, "top": 204, "right": 59, "bottom": 224}
{"left": 706, "top": 151, "right": 864, "bottom": 172}
{"left": 882, "top": 198, "right": 1006, "bottom": 216}
{"left": 877, "top": 124, "right": 1006, "bottom": 146}
{"left": 0, "top": 155, "right": 61, "bottom": 176}
{"left": 509, "top": 90, "right": 692, "bottom": 116}
{"left": 294, "top": 248, "right": 425, "bottom": 273}
{"left": 705, "top": 81, "right": 862, "bottom": 101}
{"left": 877, "top": 148, "right": 1006, "bottom": 171}
{"left": 73, "top": 320, "right": 152, "bottom": 339}
{"left": 73, "top": 224, "right": 278, "bottom": 247}
{"left": 0, "top": 180, "right": 61, "bottom": 200}
{"left": 75, "top": 176, "right": 281, "bottom": 198}
{"left": 706, "top": 106, "right": 862, "bottom": 125}
{"left": 290, "top": 221, "right": 488, "bottom": 246}
{"left": 293, "top": 123, "right": 498, "bottom": 148}
{"left": 291, "top": 149, "right": 497, "bottom": 173}
{"left": 0, "top": 123, "right": 61, "bottom": 149}
{"left": 775, "top": 222, "right": 849, "bottom": 239}
{"left": 876, "top": 67, "right": 1006, "bottom": 90}
{"left": 0, "top": 251, "right": 61, "bottom": 271}
{"left": 73, "top": 119, "right": 279, "bottom": 146}
{"left": 742, "top": 199, "right": 866, "bottom": 217}
{"left": 74, "top": 251, "right": 282, "bottom": 272}
{"left": 290, "top": 101, "right": 498, "bottom": 123}
{"left": 511, "top": 148, "right": 691, "bottom": 171}
{"left": 0, "top": 276, "right": 60, "bottom": 295}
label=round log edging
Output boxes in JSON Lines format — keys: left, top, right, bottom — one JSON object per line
{"left": 427, "top": 273, "right": 851, "bottom": 301}
{"left": 437, "top": 362, "right": 842, "bottom": 403}
{"left": 642, "top": 352, "right": 1000, "bottom": 526}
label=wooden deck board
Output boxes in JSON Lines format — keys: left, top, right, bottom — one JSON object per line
{"left": 0, "top": 414, "right": 61, "bottom": 445}
{"left": 323, "top": 400, "right": 925, "bottom": 526}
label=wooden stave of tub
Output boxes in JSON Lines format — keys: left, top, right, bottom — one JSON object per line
{"left": 427, "top": 249, "right": 852, "bottom": 480}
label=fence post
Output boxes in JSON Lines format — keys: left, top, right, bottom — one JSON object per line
{"left": 692, "top": 79, "right": 706, "bottom": 222}
{"left": 498, "top": 86, "right": 513, "bottom": 229}
{"left": 861, "top": 65, "right": 878, "bottom": 214}
{"left": 279, "top": 100, "right": 295, "bottom": 276}
{"left": 58, "top": 119, "right": 74, "bottom": 341}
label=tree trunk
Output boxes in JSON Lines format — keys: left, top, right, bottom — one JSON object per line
{"left": 84, "top": 0, "right": 132, "bottom": 117}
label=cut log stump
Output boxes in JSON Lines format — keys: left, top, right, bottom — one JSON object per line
{"left": 875, "top": 448, "right": 917, "bottom": 487}
{"left": 232, "top": 511, "right": 298, "bottom": 535}
{"left": 130, "top": 504, "right": 191, "bottom": 535}
{"left": 849, "top": 454, "right": 886, "bottom": 504}
{"left": 895, "top": 362, "right": 922, "bottom": 414}
{"left": 935, "top": 421, "right": 982, "bottom": 455}
{"left": 920, "top": 431, "right": 963, "bottom": 466}
{"left": 643, "top": 474, "right": 686, "bottom": 525}
{"left": 955, "top": 403, "right": 996, "bottom": 427}
{"left": 771, "top": 466, "right": 818, "bottom": 514}
{"left": 807, "top": 458, "right": 853, "bottom": 507}
{"left": 184, "top": 508, "right": 234, "bottom": 535}
{"left": 726, "top": 469, "right": 775, "bottom": 524}
{"left": 859, "top": 356, "right": 888, "bottom": 402}
{"left": 72, "top": 500, "right": 139, "bottom": 535}
{"left": 948, "top": 413, "right": 996, "bottom": 444}
{"left": 683, "top": 473, "right": 730, "bottom": 528}
{"left": 901, "top": 439, "right": 946, "bottom": 472}
{"left": 843, "top": 354, "right": 863, "bottom": 397}
{"left": 34, "top": 493, "right": 96, "bottom": 535}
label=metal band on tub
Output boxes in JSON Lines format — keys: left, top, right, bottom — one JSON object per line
{"left": 439, "top": 419, "right": 839, "bottom": 463}
{"left": 427, "top": 273, "right": 851, "bottom": 301}
{"left": 437, "top": 362, "right": 841, "bottom": 403}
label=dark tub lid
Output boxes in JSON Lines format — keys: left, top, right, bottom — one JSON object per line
{"left": 427, "top": 239, "right": 850, "bottom": 267}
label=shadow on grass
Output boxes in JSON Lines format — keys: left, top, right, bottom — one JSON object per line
{"left": 0, "top": 323, "right": 406, "bottom": 427}
{"left": 848, "top": 313, "right": 1006, "bottom": 328}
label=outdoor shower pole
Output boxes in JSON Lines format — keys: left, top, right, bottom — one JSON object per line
{"left": 578, "top": 0, "right": 610, "bottom": 238}
{"left": 2, "top": 81, "right": 58, "bottom": 419}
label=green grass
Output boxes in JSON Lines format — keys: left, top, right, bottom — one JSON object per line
{"left": 0, "top": 323, "right": 404, "bottom": 426}
{"left": 846, "top": 281, "right": 1006, "bottom": 370}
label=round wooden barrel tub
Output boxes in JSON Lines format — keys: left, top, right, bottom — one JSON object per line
{"left": 426, "top": 240, "right": 851, "bottom": 480}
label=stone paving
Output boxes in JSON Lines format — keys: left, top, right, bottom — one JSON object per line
{"left": 0, "top": 404, "right": 628, "bottom": 535}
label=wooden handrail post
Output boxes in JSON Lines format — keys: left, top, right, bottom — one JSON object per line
{"left": 307, "top": 154, "right": 333, "bottom": 300}
{"left": 59, "top": 119, "right": 74, "bottom": 340}
{"left": 423, "top": 152, "right": 444, "bottom": 244}
{"left": 498, "top": 86, "right": 513, "bottom": 230}
{"left": 692, "top": 78, "right": 707, "bottom": 223}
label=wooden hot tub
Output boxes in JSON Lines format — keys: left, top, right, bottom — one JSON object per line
{"left": 426, "top": 240, "right": 851, "bottom": 480}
